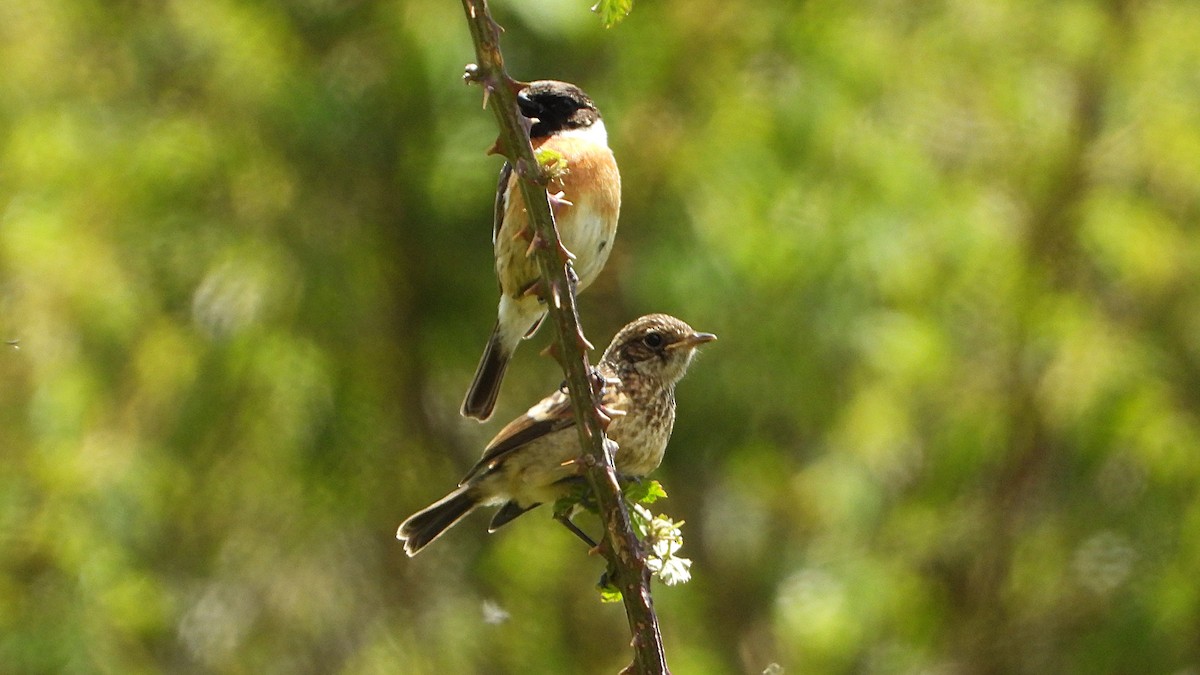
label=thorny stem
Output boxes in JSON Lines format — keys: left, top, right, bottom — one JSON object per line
{"left": 458, "top": 1, "right": 669, "bottom": 673}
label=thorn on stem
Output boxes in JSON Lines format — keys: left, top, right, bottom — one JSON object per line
{"left": 556, "top": 239, "right": 578, "bottom": 265}
{"left": 525, "top": 231, "right": 548, "bottom": 258}
{"left": 597, "top": 404, "right": 626, "bottom": 430}
{"left": 520, "top": 279, "right": 545, "bottom": 299}
{"left": 548, "top": 190, "right": 574, "bottom": 208}
{"left": 539, "top": 341, "right": 562, "bottom": 363}
{"left": 464, "top": 64, "right": 502, "bottom": 112}
{"left": 504, "top": 76, "right": 528, "bottom": 95}
{"left": 576, "top": 328, "right": 595, "bottom": 352}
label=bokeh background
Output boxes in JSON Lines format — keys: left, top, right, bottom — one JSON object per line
{"left": 3, "top": 0, "right": 1199, "bottom": 672}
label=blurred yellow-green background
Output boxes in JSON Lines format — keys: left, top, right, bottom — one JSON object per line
{"left": 3, "top": 0, "right": 1200, "bottom": 672}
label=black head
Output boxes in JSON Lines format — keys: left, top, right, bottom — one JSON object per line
{"left": 602, "top": 314, "right": 717, "bottom": 384}
{"left": 517, "top": 80, "right": 602, "bottom": 139}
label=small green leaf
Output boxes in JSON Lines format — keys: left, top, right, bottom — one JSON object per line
{"left": 598, "top": 579, "right": 623, "bottom": 603}
{"left": 624, "top": 479, "right": 667, "bottom": 505}
{"left": 534, "top": 147, "right": 568, "bottom": 178}
{"left": 552, "top": 482, "right": 593, "bottom": 518}
{"left": 596, "top": 568, "right": 622, "bottom": 602}
{"left": 629, "top": 503, "right": 651, "bottom": 536}
{"left": 590, "top": 0, "right": 633, "bottom": 28}
{"left": 551, "top": 497, "right": 573, "bottom": 519}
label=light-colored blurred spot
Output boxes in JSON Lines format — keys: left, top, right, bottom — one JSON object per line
{"left": 178, "top": 582, "right": 259, "bottom": 668}
{"left": 193, "top": 262, "right": 268, "bottom": 339}
{"left": 1073, "top": 530, "right": 1136, "bottom": 597}
{"left": 481, "top": 598, "right": 510, "bottom": 625}
{"left": 320, "top": 40, "right": 385, "bottom": 100}
{"left": 702, "top": 480, "right": 771, "bottom": 568}
{"left": 191, "top": 250, "right": 298, "bottom": 339}
{"left": 775, "top": 568, "right": 859, "bottom": 660}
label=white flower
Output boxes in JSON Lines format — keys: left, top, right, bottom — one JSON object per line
{"left": 656, "top": 556, "right": 692, "bottom": 586}
{"left": 636, "top": 508, "right": 692, "bottom": 586}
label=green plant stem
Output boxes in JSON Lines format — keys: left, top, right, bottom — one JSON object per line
{"left": 458, "top": 1, "right": 668, "bottom": 673}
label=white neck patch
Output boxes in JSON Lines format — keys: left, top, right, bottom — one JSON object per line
{"left": 556, "top": 119, "right": 607, "bottom": 144}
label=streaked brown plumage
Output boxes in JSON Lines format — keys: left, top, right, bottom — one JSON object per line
{"left": 400, "top": 314, "right": 715, "bottom": 556}
{"left": 461, "top": 80, "right": 621, "bottom": 421}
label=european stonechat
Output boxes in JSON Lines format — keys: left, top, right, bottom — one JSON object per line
{"left": 461, "top": 80, "right": 621, "bottom": 421}
{"left": 400, "top": 314, "right": 715, "bottom": 556}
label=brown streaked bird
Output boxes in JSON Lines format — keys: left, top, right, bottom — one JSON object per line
{"left": 461, "top": 80, "right": 621, "bottom": 421}
{"left": 400, "top": 314, "right": 715, "bottom": 556}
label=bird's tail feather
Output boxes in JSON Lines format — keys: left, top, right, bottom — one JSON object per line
{"left": 397, "top": 488, "right": 478, "bottom": 556}
{"left": 461, "top": 324, "right": 509, "bottom": 422}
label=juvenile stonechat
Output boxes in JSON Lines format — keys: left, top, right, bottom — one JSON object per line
{"left": 401, "top": 314, "right": 714, "bottom": 556}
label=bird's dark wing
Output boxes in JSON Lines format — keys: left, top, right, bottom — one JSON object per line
{"left": 461, "top": 364, "right": 626, "bottom": 485}
{"left": 492, "top": 161, "right": 514, "bottom": 246}
{"left": 460, "top": 385, "right": 576, "bottom": 485}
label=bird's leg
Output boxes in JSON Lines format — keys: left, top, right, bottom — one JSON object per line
{"left": 588, "top": 366, "right": 620, "bottom": 396}
{"left": 587, "top": 365, "right": 606, "bottom": 394}
{"left": 554, "top": 511, "right": 598, "bottom": 548}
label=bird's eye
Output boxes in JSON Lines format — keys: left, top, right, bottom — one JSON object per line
{"left": 642, "top": 332, "right": 664, "bottom": 349}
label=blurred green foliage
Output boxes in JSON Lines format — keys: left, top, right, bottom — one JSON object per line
{"left": 2, "top": 0, "right": 1199, "bottom": 672}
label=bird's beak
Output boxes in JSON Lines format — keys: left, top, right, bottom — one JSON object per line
{"left": 669, "top": 332, "right": 717, "bottom": 350}
{"left": 516, "top": 91, "right": 539, "bottom": 118}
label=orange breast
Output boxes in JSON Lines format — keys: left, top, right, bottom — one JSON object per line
{"left": 495, "top": 134, "right": 621, "bottom": 298}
